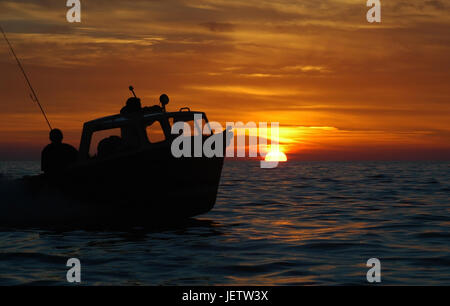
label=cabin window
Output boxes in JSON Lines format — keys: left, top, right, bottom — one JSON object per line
{"left": 146, "top": 120, "right": 166, "bottom": 143}
{"left": 89, "top": 128, "right": 122, "bottom": 157}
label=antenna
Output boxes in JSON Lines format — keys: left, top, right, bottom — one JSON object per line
{"left": 0, "top": 26, "right": 52, "bottom": 131}
{"left": 129, "top": 85, "right": 137, "bottom": 97}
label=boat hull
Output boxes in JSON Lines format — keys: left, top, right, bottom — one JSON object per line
{"left": 15, "top": 146, "right": 225, "bottom": 229}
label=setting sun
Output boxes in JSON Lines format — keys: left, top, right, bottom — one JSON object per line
{"left": 265, "top": 150, "right": 288, "bottom": 162}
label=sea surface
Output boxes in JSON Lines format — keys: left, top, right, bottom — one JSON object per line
{"left": 0, "top": 161, "right": 449, "bottom": 285}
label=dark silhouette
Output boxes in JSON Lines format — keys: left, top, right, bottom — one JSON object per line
{"left": 120, "top": 97, "right": 142, "bottom": 114}
{"left": 14, "top": 88, "right": 232, "bottom": 229}
{"left": 120, "top": 97, "right": 143, "bottom": 148}
{"left": 41, "top": 129, "right": 78, "bottom": 174}
{"left": 97, "top": 135, "right": 124, "bottom": 158}
{"left": 159, "top": 94, "right": 169, "bottom": 112}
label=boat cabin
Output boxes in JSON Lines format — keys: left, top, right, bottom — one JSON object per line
{"left": 78, "top": 107, "right": 213, "bottom": 161}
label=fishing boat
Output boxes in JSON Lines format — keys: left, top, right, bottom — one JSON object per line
{"left": 17, "top": 92, "right": 232, "bottom": 228}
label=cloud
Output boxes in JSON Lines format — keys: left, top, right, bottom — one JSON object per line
{"left": 200, "top": 22, "right": 235, "bottom": 32}
{"left": 186, "top": 85, "right": 302, "bottom": 96}
{"left": 282, "top": 65, "right": 329, "bottom": 73}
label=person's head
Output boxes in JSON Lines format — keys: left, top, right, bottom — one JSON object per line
{"left": 49, "top": 129, "right": 63, "bottom": 144}
{"left": 126, "top": 97, "right": 141, "bottom": 107}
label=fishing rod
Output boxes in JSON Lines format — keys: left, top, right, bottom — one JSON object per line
{"left": 0, "top": 26, "right": 52, "bottom": 131}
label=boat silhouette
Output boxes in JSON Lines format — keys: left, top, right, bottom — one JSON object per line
{"left": 16, "top": 91, "right": 232, "bottom": 228}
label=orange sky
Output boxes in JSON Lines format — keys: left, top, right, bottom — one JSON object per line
{"left": 0, "top": 0, "right": 449, "bottom": 160}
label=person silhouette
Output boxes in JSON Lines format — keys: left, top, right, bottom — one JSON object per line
{"left": 41, "top": 129, "right": 79, "bottom": 174}
{"left": 119, "top": 97, "right": 142, "bottom": 149}
{"left": 120, "top": 97, "right": 142, "bottom": 114}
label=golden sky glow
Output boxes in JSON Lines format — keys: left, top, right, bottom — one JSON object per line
{"left": 0, "top": 0, "right": 449, "bottom": 160}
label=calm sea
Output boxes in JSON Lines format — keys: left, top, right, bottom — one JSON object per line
{"left": 0, "top": 161, "right": 449, "bottom": 285}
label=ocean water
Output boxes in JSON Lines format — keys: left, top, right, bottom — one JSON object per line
{"left": 0, "top": 160, "right": 449, "bottom": 285}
